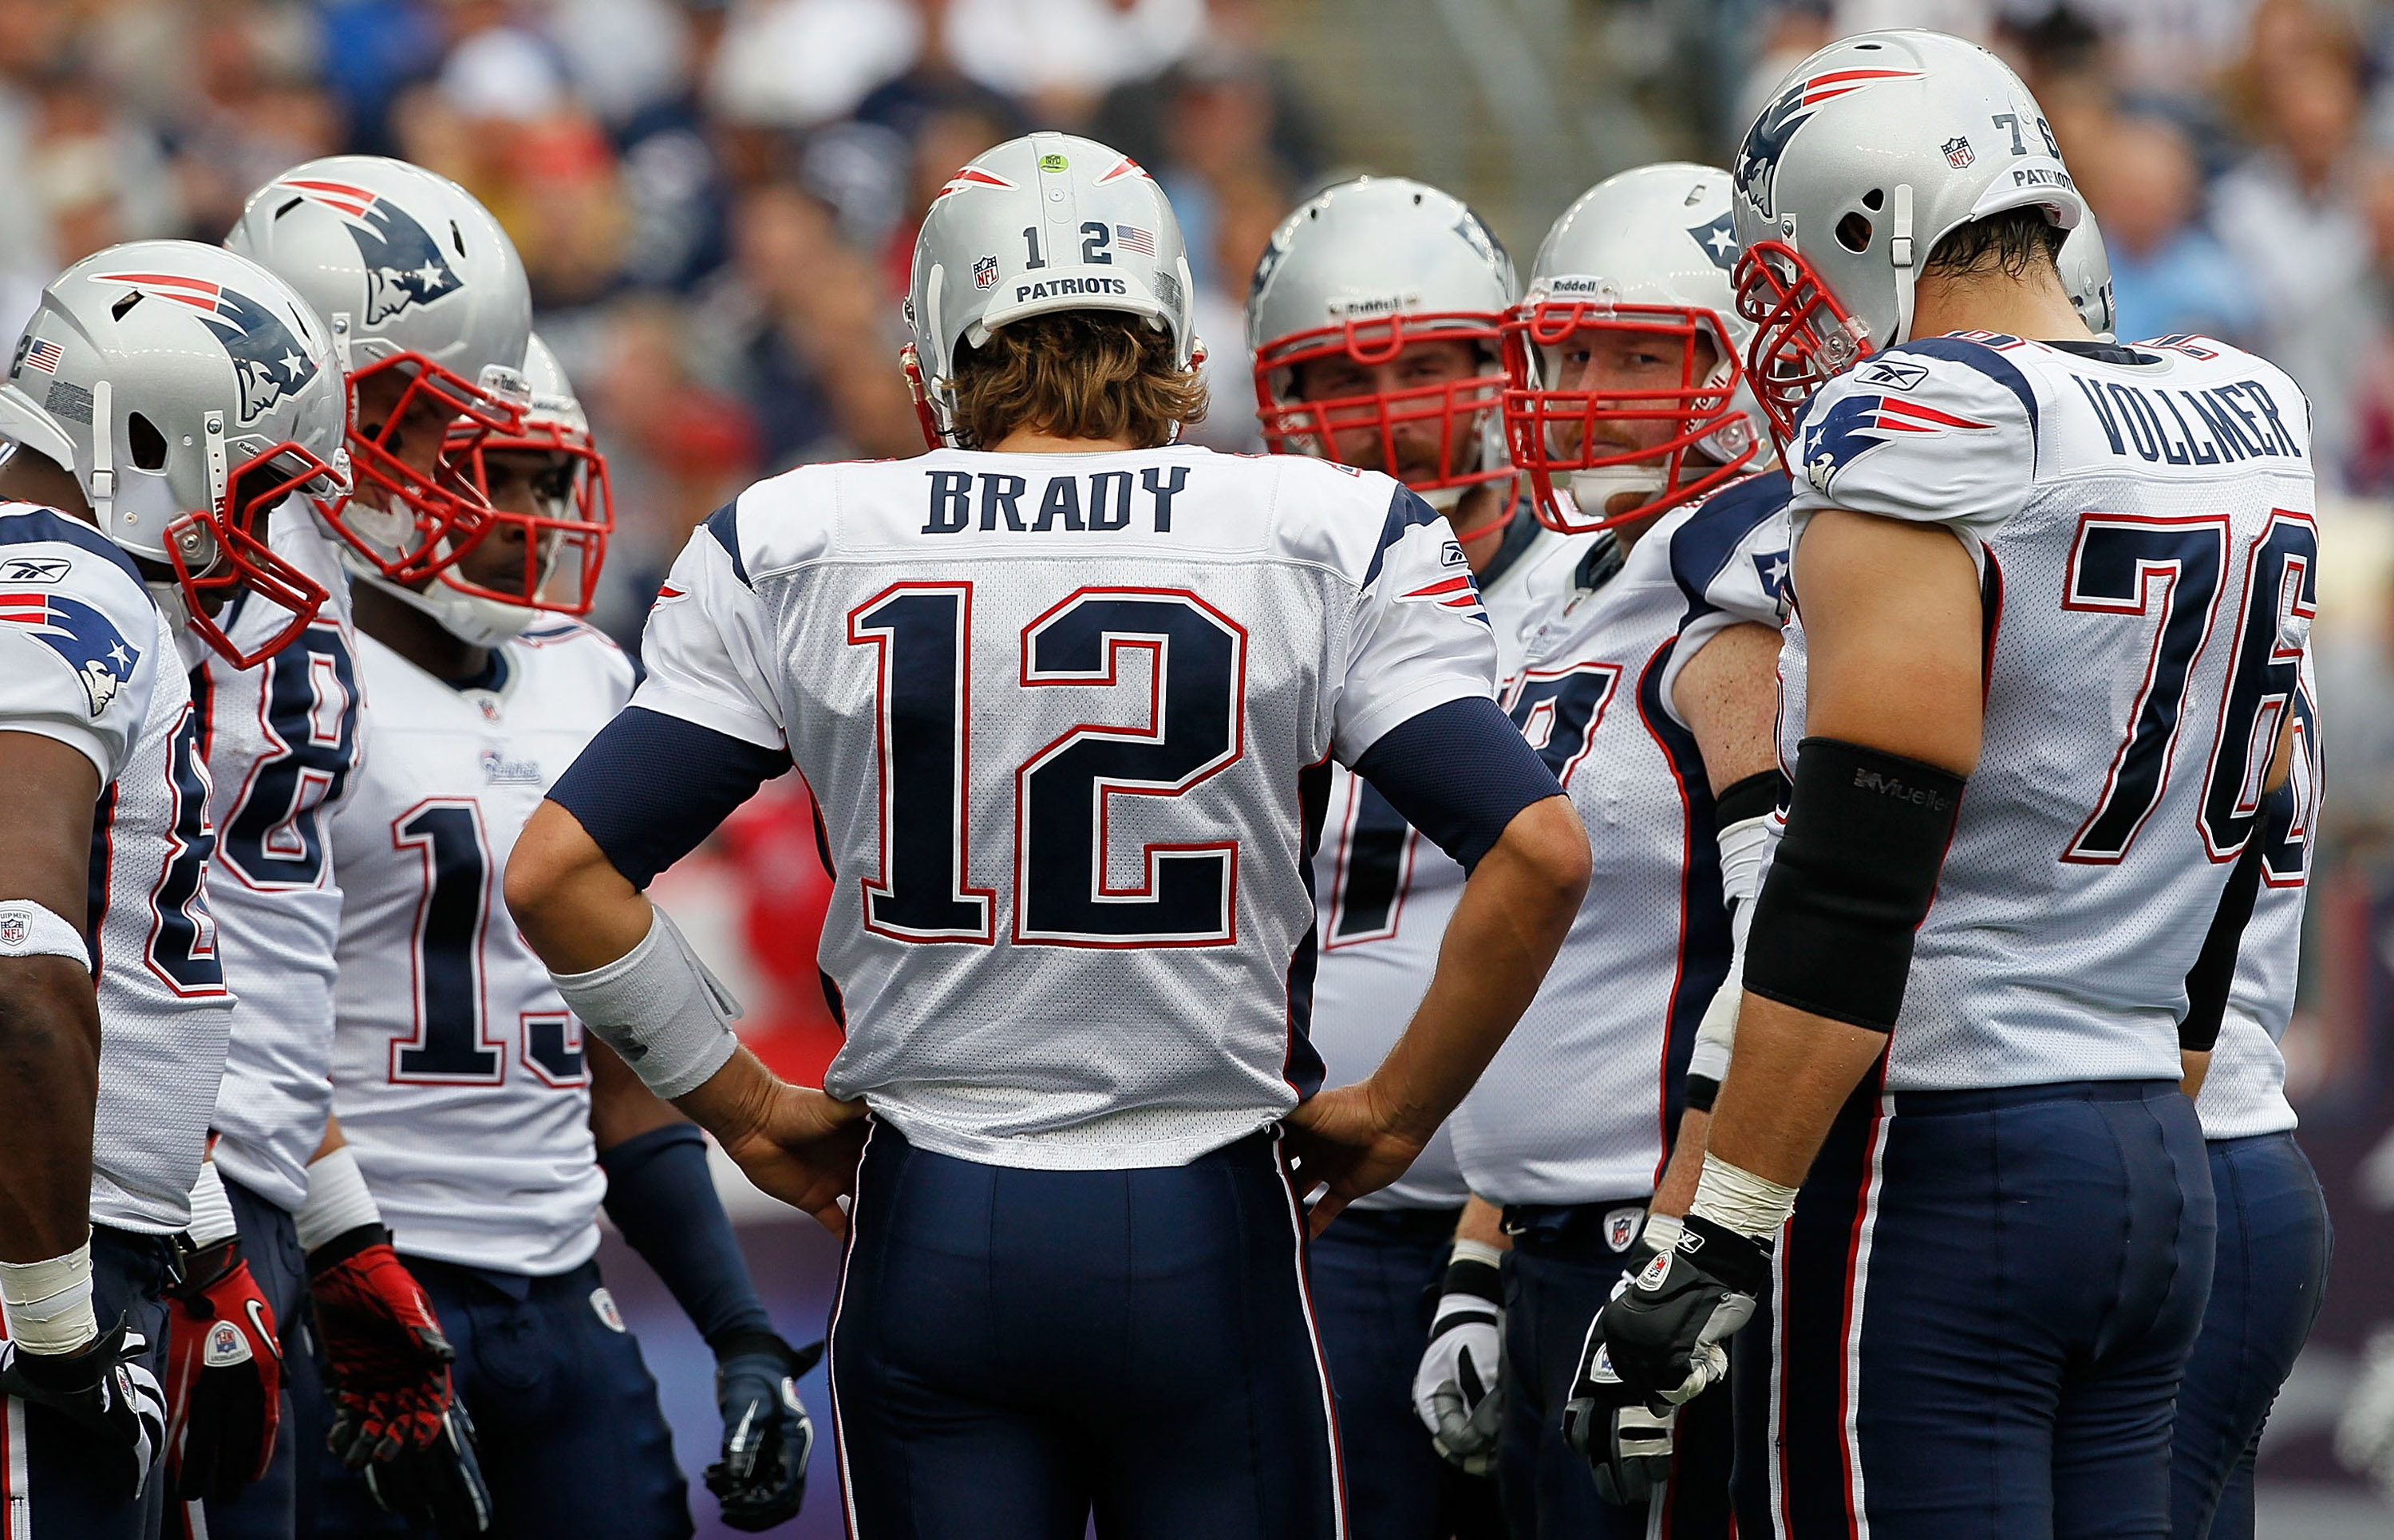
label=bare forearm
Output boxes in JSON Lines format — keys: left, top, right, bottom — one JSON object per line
{"left": 507, "top": 800, "right": 656, "bottom": 973}
{"left": 1705, "top": 994, "right": 1887, "bottom": 1190}
{"left": 588, "top": 1035, "right": 691, "bottom": 1152}
{"left": 0, "top": 962, "right": 101, "bottom": 1262}
{"left": 1651, "top": 1108, "right": 1710, "bottom": 1218}
{"left": 1366, "top": 799, "right": 1587, "bottom": 1144}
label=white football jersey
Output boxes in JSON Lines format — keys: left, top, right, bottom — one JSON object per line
{"left": 1310, "top": 511, "right": 1591, "bottom": 1210}
{"left": 1452, "top": 476, "right": 1792, "bottom": 1206}
{"left": 2198, "top": 650, "right": 2320, "bottom": 1140}
{"left": 0, "top": 503, "right": 235, "bottom": 1234}
{"left": 1780, "top": 334, "right": 2316, "bottom": 1092}
{"left": 635, "top": 445, "right": 1500, "bottom": 1170}
{"left": 328, "top": 622, "right": 633, "bottom": 1275}
{"left": 203, "top": 515, "right": 363, "bottom": 1214}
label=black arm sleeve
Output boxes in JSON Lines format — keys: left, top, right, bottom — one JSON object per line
{"left": 547, "top": 706, "right": 793, "bottom": 890}
{"left": 2179, "top": 799, "right": 2277, "bottom": 1052}
{"left": 1352, "top": 696, "right": 1566, "bottom": 874}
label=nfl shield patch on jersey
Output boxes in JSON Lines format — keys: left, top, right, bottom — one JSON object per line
{"left": 1606, "top": 1207, "right": 1646, "bottom": 1253}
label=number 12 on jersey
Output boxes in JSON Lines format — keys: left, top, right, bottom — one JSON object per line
{"left": 849, "top": 582, "right": 1247, "bottom": 948}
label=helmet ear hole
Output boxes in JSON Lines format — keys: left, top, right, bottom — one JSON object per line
{"left": 1862, "top": 188, "right": 1885, "bottom": 211}
{"left": 128, "top": 412, "right": 168, "bottom": 471}
{"left": 1836, "top": 213, "right": 1873, "bottom": 253}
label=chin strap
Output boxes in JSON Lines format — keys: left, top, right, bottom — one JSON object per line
{"left": 350, "top": 562, "right": 535, "bottom": 650}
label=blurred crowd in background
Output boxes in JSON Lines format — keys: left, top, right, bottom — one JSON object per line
{"left": 8, "top": 0, "right": 2394, "bottom": 1509}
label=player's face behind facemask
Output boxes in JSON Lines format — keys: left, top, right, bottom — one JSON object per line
{"left": 1504, "top": 316, "right": 1749, "bottom": 536}
{"left": 334, "top": 357, "right": 517, "bottom": 576}
{"left": 1285, "top": 336, "right": 1498, "bottom": 489}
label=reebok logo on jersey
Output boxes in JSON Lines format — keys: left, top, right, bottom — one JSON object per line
{"left": 1855, "top": 359, "right": 1929, "bottom": 391}
{"left": 0, "top": 590, "right": 139, "bottom": 716}
{"left": 1851, "top": 766, "right": 1954, "bottom": 813}
{"left": 0, "top": 558, "right": 71, "bottom": 584}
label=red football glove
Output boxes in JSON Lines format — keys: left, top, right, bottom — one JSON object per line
{"left": 163, "top": 1239, "right": 283, "bottom": 1504}
{"left": 306, "top": 1226, "right": 457, "bottom": 1467}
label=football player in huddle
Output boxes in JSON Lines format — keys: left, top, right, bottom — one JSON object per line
{"left": 310, "top": 337, "right": 814, "bottom": 1538}
{"left": 1418, "top": 164, "right": 1788, "bottom": 1540}
{"left": 0, "top": 238, "right": 348, "bottom": 1538}
{"left": 506, "top": 131, "right": 1590, "bottom": 1539}
{"left": 1243, "top": 175, "right": 1586, "bottom": 1540}
{"left": 1588, "top": 31, "right": 2313, "bottom": 1538}
{"left": 176, "top": 155, "right": 539, "bottom": 1540}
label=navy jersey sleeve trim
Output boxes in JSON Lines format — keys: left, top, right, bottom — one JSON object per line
{"left": 1353, "top": 696, "right": 1565, "bottom": 873}
{"left": 1886, "top": 337, "right": 2040, "bottom": 450}
{"left": 1472, "top": 504, "right": 1544, "bottom": 590}
{"left": 1669, "top": 472, "right": 1791, "bottom": 619}
{"left": 703, "top": 501, "right": 749, "bottom": 586}
{"left": 1361, "top": 484, "right": 1448, "bottom": 590}
{"left": 547, "top": 705, "right": 792, "bottom": 889}
{"left": 0, "top": 505, "right": 144, "bottom": 588}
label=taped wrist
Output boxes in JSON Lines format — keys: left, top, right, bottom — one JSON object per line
{"left": 296, "top": 1145, "right": 383, "bottom": 1255}
{"left": 184, "top": 1159, "right": 239, "bottom": 1250}
{"left": 1640, "top": 1212, "right": 1685, "bottom": 1253}
{"left": 1688, "top": 1154, "right": 1798, "bottom": 1243}
{"left": 0, "top": 1237, "right": 97, "bottom": 1355}
{"left": 550, "top": 906, "right": 741, "bottom": 1100}
{"left": 1743, "top": 737, "right": 1963, "bottom": 1032}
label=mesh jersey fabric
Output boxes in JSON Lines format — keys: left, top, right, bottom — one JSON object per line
{"left": 628, "top": 445, "right": 1500, "bottom": 1170}
{"left": 327, "top": 622, "right": 634, "bottom": 1274}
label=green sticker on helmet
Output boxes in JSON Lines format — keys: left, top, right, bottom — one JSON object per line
{"left": 1039, "top": 154, "right": 1069, "bottom": 172}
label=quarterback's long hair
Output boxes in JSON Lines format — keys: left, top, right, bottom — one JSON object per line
{"left": 950, "top": 311, "right": 1208, "bottom": 450}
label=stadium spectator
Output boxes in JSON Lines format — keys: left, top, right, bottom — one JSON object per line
{"left": 2078, "top": 112, "right": 2258, "bottom": 345}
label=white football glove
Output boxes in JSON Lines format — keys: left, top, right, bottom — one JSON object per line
{"left": 1412, "top": 1241, "right": 1505, "bottom": 1476}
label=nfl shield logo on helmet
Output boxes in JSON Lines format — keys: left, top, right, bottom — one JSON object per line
{"left": 1943, "top": 136, "right": 1975, "bottom": 169}
{"left": 973, "top": 255, "right": 1000, "bottom": 290}
{"left": 1605, "top": 1207, "right": 1645, "bottom": 1252}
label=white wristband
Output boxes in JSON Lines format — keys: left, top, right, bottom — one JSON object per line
{"left": 549, "top": 906, "right": 741, "bottom": 1101}
{"left": 184, "top": 1159, "right": 238, "bottom": 1250}
{"left": 0, "top": 1238, "right": 97, "bottom": 1355}
{"left": 1688, "top": 1153, "right": 1799, "bottom": 1242}
{"left": 1447, "top": 1239, "right": 1503, "bottom": 1273}
{"left": 0, "top": 899, "right": 91, "bottom": 973}
{"left": 1641, "top": 1211, "right": 1685, "bottom": 1253}
{"left": 295, "top": 1145, "right": 383, "bottom": 1254}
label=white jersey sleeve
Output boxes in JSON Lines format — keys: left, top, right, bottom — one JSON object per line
{"left": 632, "top": 512, "right": 794, "bottom": 752}
{"left": 1326, "top": 488, "right": 1501, "bottom": 764}
{"left": 1653, "top": 474, "right": 1794, "bottom": 729}
{"left": 0, "top": 502, "right": 160, "bottom": 784}
{"left": 1786, "top": 338, "right": 2044, "bottom": 551}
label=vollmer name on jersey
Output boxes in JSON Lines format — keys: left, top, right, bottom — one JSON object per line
{"left": 2069, "top": 373, "right": 2303, "bottom": 464}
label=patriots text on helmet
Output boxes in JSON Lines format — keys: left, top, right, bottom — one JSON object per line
{"left": 1012, "top": 277, "right": 1132, "bottom": 303}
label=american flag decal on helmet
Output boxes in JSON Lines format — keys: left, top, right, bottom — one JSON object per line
{"left": 20, "top": 339, "right": 63, "bottom": 374}
{"left": 1115, "top": 224, "right": 1156, "bottom": 256}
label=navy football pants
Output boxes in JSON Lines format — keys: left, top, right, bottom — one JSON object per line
{"left": 1306, "top": 1206, "right": 1502, "bottom": 1540}
{"left": 317, "top": 1255, "right": 689, "bottom": 1538}
{"left": 0, "top": 1226, "right": 173, "bottom": 1539}
{"left": 1751, "top": 1076, "right": 2214, "bottom": 1540}
{"left": 164, "top": 1176, "right": 322, "bottom": 1540}
{"left": 1502, "top": 1206, "right": 1735, "bottom": 1539}
{"left": 829, "top": 1120, "right": 1343, "bottom": 1539}
{"left": 2168, "top": 1131, "right": 2330, "bottom": 1540}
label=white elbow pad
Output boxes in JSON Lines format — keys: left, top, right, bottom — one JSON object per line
{"left": 549, "top": 906, "right": 742, "bottom": 1100}
{"left": 1689, "top": 812, "right": 1775, "bottom": 1081}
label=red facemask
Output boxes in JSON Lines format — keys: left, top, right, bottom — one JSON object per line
{"left": 1253, "top": 313, "right": 1513, "bottom": 501}
{"left": 321, "top": 353, "right": 526, "bottom": 583}
{"left": 1731, "top": 239, "right": 1875, "bottom": 452}
{"left": 437, "top": 412, "right": 613, "bottom": 617}
{"left": 167, "top": 443, "right": 341, "bottom": 669}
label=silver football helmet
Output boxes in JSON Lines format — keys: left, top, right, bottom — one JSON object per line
{"left": 903, "top": 132, "right": 1198, "bottom": 449}
{"left": 377, "top": 334, "right": 610, "bottom": 647}
{"left": 1727, "top": 30, "right": 2086, "bottom": 444}
{"left": 1246, "top": 176, "right": 1517, "bottom": 511}
{"left": 1505, "top": 164, "right": 1768, "bottom": 533}
{"left": 0, "top": 240, "right": 348, "bottom": 668}
{"left": 2057, "top": 213, "right": 2115, "bottom": 342}
{"left": 227, "top": 156, "right": 532, "bottom": 581}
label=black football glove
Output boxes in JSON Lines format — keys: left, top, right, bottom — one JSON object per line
{"left": 357, "top": 1400, "right": 492, "bottom": 1538}
{"left": 0, "top": 1315, "right": 168, "bottom": 1502}
{"left": 1592, "top": 1216, "right": 1768, "bottom": 1408}
{"left": 1562, "top": 1284, "right": 1677, "bottom": 1506}
{"left": 705, "top": 1333, "right": 823, "bottom": 1531}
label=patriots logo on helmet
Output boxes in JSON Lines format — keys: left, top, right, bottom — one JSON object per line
{"left": 1687, "top": 214, "right": 1739, "bottom": 272}
{"left": 279, "top": 179, "right": 461, "bottom": 326}
{"left": 0, "top": 590, "right": 140, "bottom": 717}
{"left": 1735, "top": 68, "right": 1923, "bottom": 218}
{"left": 93, "top": 272, "right": 320, "bottom": 425}
{"left": 934, "top": 166, "right": 1018, "bottom": 202}
{"left": 1800, "top": 392, "right": 1991, "bottom": 494}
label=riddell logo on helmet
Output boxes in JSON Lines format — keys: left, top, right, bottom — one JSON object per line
{"left": 91, "top": 270, "right": 320, "bottom": 425}
{"left": 1324, "top": 290, "right": 1420, "bottom": 319}
{"left": 278, "top": 180, "right": 461, "bottom": 326}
